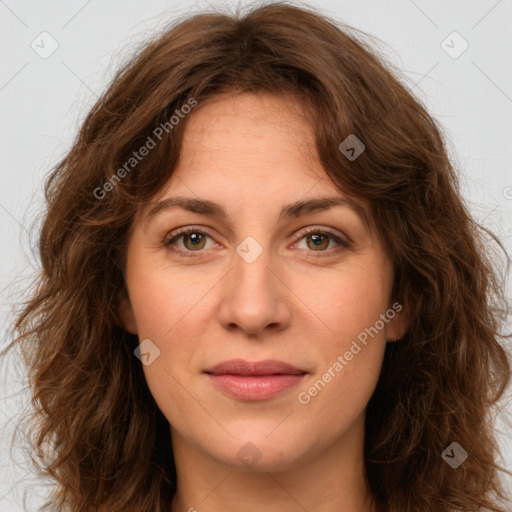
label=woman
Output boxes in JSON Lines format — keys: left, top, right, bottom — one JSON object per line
{"left": 4, "top": 2, "right": 511, "bottom": 511}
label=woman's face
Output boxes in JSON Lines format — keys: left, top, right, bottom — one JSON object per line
{"left": 119, "top": 92, "right": 406, "bottom": 472}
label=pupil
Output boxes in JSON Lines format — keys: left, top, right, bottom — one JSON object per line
{"left": 190, "top": 233, "right": 201, "bottom": 245}
{"left": 309, "top": 233, "right": 328, "bottom": 251}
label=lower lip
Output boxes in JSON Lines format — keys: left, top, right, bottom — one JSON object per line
{"left": 206, "top": 374, "right": 306, "bottom": 401}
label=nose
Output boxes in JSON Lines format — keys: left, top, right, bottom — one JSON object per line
{"left": 216, "top": 244, "right": 292, "bottom": 336}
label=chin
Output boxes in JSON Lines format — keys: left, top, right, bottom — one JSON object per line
{"left": 206, "top": 430, "right": 308, "bottom": 473}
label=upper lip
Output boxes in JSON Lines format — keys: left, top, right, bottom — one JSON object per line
{"left": 204, "top": 359, "right": 306, "bottom": 376}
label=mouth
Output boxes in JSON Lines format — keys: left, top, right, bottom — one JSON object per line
{"left": 203, "top": 359, "right": 307, "bottom": 401}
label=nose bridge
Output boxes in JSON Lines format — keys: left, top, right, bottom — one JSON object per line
{"left": 217, "top": 233, "right": 290, "bottom": 334}
{"left": 231, "top": 235, "right": 276, "bottom": 306}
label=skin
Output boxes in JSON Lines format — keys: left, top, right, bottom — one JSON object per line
{"left": 118, "top": 92, "right": 407, "bottom": 512}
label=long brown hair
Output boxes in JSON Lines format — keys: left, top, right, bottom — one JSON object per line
{"left": 3, "top": 2, "right": 511, "bottom": 510}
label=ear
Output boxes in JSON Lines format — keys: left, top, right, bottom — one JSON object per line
{"left": 386, "top": 303, "right": 408, "bottom": 342}
{"left": 116, "top": 290, "right": 138, "bottom": 335}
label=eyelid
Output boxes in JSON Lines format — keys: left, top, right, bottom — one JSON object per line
{"left": 293, "top": 225, "right": 351, "bottom": 247}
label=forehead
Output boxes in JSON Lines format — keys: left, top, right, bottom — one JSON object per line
{"left": 178, "top": 92, "right": 318, "bottom": 167}
{"left": 136, "top": 92, "right": 373, "bottom": 232}
{"left": 151, "top": 94, "right": 330, "bottom": 212}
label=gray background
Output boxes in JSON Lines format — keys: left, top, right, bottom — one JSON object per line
{"left": 1, "top": 0, "right": 511, "bottom": 509}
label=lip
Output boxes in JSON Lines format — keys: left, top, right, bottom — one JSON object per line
{"left": 204, "top": 359, "right": 306, "bottom": 376}
{"left": 204, "top": 359, "right": 307, "bottom": 401}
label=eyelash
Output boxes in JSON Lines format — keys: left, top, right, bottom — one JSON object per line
{"left": 163, "top": 225, "right": 350, "bottom": 259}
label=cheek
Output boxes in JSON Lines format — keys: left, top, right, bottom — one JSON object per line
{"left": 128, "top": 258, "right": 211, "bottom": 341}
{"left": 292, "top": 260, "right": 391, "bottom": 425}
{"left": 300, "top": 260, "right": 392, "bottom": 352}
{"left": 127, "top": 264, "right": 215, "bottom": 421}
{"left": 294, "top": 301, "right": 387, "bottom": 445}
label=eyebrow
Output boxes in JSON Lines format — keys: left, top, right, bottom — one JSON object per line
{"left": 144, "top": 195, "right": 372, "bottom": 230}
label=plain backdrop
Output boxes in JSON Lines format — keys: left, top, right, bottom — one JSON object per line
{"left": 1, "top": 0, "right": 511, "bottom": 509}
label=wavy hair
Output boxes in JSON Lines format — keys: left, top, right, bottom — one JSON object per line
{"left": 3, "top": 2, "right": 511, "bottom": 510}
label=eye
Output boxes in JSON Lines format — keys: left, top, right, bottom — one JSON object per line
{"left": 163, "top": 226, "right": 217, "bottom": 258}
{"left": 292, "top": 226, "right": 350, "bottom": 257}
{"left": 163, "top": 225, "right": 350, "bottom": 258}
